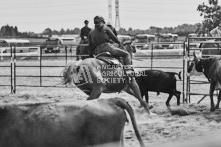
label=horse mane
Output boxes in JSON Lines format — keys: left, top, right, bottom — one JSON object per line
{"left": 61, "top": 62, "right": 80, "bottom": 85}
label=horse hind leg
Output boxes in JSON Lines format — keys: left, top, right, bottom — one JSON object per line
{"left": 128, "top": 78, "right": 151, "bottom": 115}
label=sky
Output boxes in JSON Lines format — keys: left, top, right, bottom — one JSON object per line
{"left": 0, "top": 0, "right": 209, "bottom": 33}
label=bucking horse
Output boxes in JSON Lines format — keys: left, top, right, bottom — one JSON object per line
{"left": 62, "top": 41, "right": 151, "bottom": 115}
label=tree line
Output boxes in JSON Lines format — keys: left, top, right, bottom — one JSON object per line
{"left": 0, "top": 23, "right": 200, "bottom": 38}
{"left": 0, "top": 0, "right": 220, "bottom": 38}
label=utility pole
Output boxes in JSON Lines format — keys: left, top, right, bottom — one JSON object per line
{"left": 108, "top": 0, "right": 113, "bottom": 25}
{"left": 115, "top": 0, "right": 121, "bottom": 31}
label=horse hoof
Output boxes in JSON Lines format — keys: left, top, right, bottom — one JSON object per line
{"left": 149, "top": 105, "right": 154, "bottom": 110}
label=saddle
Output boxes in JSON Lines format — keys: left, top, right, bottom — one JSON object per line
{"left": 95, "top": 52, "right": 129, "bottom": 93}
{"left": 95, "top": 52, "right": 122, "bottom": 66}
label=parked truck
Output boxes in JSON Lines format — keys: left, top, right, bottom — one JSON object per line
{"left": 43, "top": 38, "right": 61, "bottom": 53}
{"left": 155, "top": 33, "right": 179, "bottom": 49}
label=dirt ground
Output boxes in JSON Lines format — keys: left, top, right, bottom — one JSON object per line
{"left": 1, "top": 87, "right": 221, "bottom": 147}
{"left": 1, "top": 58, "right": 221, "bottom": 147}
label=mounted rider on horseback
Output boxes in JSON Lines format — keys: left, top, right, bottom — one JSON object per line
{"left": 62, "top": 16, "right": 151, "bottom": 115}
{"left": 76, "top": 20, "right": 91, "bottom": 60}
{"left": 88, "top": 16, "right": 134, "bottom": 73}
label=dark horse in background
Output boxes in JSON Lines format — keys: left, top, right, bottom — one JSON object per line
{"left": 187, "top": 50, "right": 221, "bottom": 111}
{"left": 62, "top": 41, "right": 150, "bottom": 115}
{"left": 79, "top": 38, "right": 90, "bottom": 60}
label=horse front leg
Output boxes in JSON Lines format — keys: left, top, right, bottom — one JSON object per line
{"left": 210, "top": 82, "right": 216, "bottom": 111}
{"left": 215, "top": 90, "right": 221, "bottom": 110}
{"left": 87, "top": 86, "right": 103, "bottom": 100}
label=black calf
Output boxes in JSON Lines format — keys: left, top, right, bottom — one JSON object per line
{"left": 135, "top": 70, "right": 181, "bottom": 107}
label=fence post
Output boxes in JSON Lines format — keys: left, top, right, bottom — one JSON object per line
{"left": 37, "top": 46, "right": 41, "bottom": 60}
{"left": 186, "top": 37, "right": 190, "bottom": 103}
{"left": 10, "top": 46, "right": 13, "bottom": 94}
{"left": 40, "top": 47, "right": 42, "bottom": 87}
{"left": 65, "top": 46, "right": 67, "bottom": 65}
{"left": 182, "top": 41, "right": 186, "bottom": 103}
{"left": 151, "top": 43, "right": 153, "bottom": 69}
{"left": 13, "top": 45, "right": 16, "bottom": 93}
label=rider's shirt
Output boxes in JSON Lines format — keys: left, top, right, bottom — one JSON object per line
{"left": 107, "top": 25, "right": 118, "bottom": 36}
{"left": 88, "top": 25, "right": 120, "bottom": 48}
{"left": 210, "top": 27, "right": 221, "bottom": 37}
{"left": 80, "top": 26, "right": 91, "bottom": 40}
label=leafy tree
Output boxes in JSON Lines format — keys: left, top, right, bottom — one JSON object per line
{"left": 72, "top": 28, "right": 80, "bottom": 34}
{"left": 197, "top": 0, "right": 221, "bottom": 31}
{"left": 52, "top": 30, "right": 59, "bottom": 35}
{"left": 0, "top": 25, "right": 19, "bottom": 37}
{"left": 60, "top": 28, "right": 65, "bottom": 35}
{"left": 42, "top": 28, "right": 52, "bottom": 37}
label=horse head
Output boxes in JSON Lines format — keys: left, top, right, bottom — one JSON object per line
{"left": 61, "top": 62, "right": 80, "bottom": 85}
{"left": 187, "top": 51, "right": 204, "bottom": 76}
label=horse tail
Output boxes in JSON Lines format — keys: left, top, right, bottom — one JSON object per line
{"left": 110, "top": 98, "right": 145, "bottom": 147}
{"left": 61, "top": 62, "right": 80, "bottom": 85}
